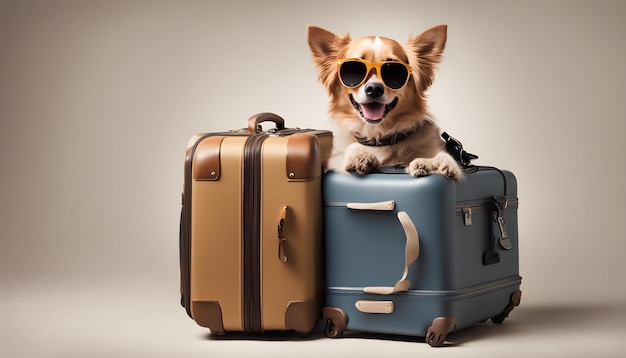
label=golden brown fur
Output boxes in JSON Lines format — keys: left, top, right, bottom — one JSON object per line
{"left": 307, "top": 25, "right": 462, "bottom": 179}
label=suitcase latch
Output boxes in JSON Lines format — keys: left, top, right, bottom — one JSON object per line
{"left": 463, "top": 207, "right": 472, "bottom": 226}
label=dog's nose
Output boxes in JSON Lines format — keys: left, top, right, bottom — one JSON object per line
{"left": 365, "top": 82, "right": 385, "bottom": 98}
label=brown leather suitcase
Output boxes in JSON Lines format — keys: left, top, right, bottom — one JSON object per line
{"left": 179, "top": 113, "right": 332, "bottom": 335}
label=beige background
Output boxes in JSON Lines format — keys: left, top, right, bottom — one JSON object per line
{"left": 1, "top": 0, "right": 625, "bottom": 357}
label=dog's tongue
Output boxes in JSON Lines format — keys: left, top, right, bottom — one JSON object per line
{"left": 361, "top": 102, "right": 386, "bottom": 121}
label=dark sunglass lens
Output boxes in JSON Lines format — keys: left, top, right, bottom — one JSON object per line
{"left": 340, "top": 61, "right": 367, "bottom": 87}
{"left": 381, "top": 63, "right": 409, "bottom": 89}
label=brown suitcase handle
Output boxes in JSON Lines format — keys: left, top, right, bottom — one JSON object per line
{"left": 248, "top": 112, "right": 286, "bottom": 133}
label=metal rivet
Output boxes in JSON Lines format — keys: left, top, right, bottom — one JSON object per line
{"left": 211, "top": 171, "right": 216, "bottom": 176}
{"left": 289, "top": 172, "right": 295, "bottom": 178}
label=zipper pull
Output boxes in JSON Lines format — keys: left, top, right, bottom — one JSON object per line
{"left": 463, "top": 207, "right": 472, "bottom": 226}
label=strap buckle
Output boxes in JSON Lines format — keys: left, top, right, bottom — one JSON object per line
{"left": 277, "top": 206, "right": 288, "bottom": 262}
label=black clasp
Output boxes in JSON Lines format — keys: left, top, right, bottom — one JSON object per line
{"left": 442, "top": 132, "right": 478, "bottom": 168}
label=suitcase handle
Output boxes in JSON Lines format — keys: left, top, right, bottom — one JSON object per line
{"left": 248, "top": 112, "right": 286, "bottom": 134}
{"left": 338, "top": 206, "right": 420, "bottom": 295}
{"left": 346, "top": 204, "right": 419, "bottom": 294}
{"left": 360, "top": 211, "right": 420, "bottom": 295}
{"left": 346, "top": 200, "right": 395, "bottom": 210}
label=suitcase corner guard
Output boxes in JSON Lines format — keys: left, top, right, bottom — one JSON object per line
{"left": 286, "top": 133, "right": 322, "bottom": 181}
{"left": 191, "top": 299, "right": 225, "bottom": 334}
{"left": 284, "top": 295, "right": 323, "bottom": 336}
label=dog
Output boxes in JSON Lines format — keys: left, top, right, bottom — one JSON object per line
{"left": 307, "top": 25, "right": 462, "bottom": 180}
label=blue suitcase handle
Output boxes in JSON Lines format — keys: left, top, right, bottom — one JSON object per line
{"left": 346, "top": 201, "right": 420, "bottom": 295}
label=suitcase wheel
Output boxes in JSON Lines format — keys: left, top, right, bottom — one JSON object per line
{"left": 324, "top": 319, "right": 344, "bottom": 338}
{"left": 491, "top": 290, "right": 522, "bottom": 324}
{"left": 322, "top": 307, "right": 348, "bottom": 338}
{"left": 426, "top": 316, "right": 457, "bottom": 347}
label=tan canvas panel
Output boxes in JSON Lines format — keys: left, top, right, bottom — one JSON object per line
{"left": 190, "top": 136, "right": 247, "bottom": 332}
{"left": 259, "top": 136, "right": 324, "bottom": 331}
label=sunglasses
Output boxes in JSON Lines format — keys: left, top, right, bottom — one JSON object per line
{"left": 336, "top": 58, "right": 412, "bottom": 90}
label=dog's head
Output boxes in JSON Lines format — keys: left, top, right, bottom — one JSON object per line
{"left": 308, "top": 25, "right": 447, "bottom": 134}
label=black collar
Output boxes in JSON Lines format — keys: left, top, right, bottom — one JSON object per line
{"left": 353, "top": 124, "right": 421, "bottom": 147}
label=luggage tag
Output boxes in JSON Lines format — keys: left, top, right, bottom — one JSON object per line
{"left": 492, "top": 196, "right": 513, "bottom": 250}
{"left": 483, "top": 198, "right": 513, "bottom": 265}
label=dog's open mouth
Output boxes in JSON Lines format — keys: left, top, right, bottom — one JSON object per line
{"left": 350, "top": 95, "right": 398, "bottom": 124}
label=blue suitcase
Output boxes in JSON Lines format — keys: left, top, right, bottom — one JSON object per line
{"left": 322, "top": 167, "right": 521, "bottom": 346}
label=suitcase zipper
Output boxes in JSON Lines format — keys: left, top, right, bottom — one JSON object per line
{"left": 456, "top": 196, "right": 518, "bottom": 265}
{"left": 242, "top": 132, "right": 269, "bottom": 334}
{"left": 455, "top": 196, "right": 518, "bottom": 226}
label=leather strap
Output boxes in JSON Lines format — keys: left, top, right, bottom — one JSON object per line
{"left": 363, "top": 211, "right": 419, "bottom": 295}
{"left": 353, "top": 124, "right": 421, "bottom": 147}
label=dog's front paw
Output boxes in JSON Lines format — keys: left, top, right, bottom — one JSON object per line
{"left": 437, "top": 154, "right": 463, "bottom": 180}
{"left": 407, "top": 153, "right": 463, "bottom": 180}
{"left": 343, "top": 145, "right": 381, "bottom": 174}
{"left": 407, "top": 158, "right": 438, "bottom": 177}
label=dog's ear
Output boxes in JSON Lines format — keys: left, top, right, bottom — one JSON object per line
{"left": 307, "top": 25, "right": 345, "bottom": 58}
{"left": 307, "top": 25, "right": 351, "bottom": 92}
{"left": 404, "top": 25, "right": 447, "bottom": 93}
